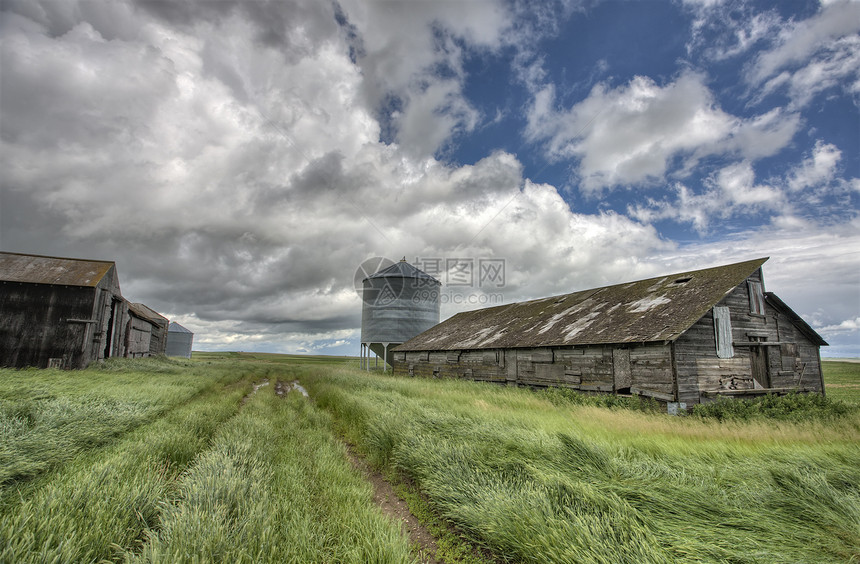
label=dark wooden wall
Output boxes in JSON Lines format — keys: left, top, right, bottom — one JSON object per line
{"left": 0, "top": 265, "right": 129, "bottom": 369}
{"left": 147, "top": 319, "right": 168, "bottom": 356}
{"left": 0, "top": 283, "right": 96, "bottom": 368}
{"left": 125, "top": 315, "right": 154, "bottom": 358}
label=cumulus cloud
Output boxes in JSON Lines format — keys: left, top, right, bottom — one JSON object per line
{"left": 526, "top": 72, "right": 800, "bottom": 192}
{"left": 684, "top": 0, "right": 860, "bottom": 109}
{"left": 683, "top": 0, "right": 782, "bottom": 61}
{"left": 629, "top": 137, "right": 856, "bottom": 233}
{"left": 629, "top": 161, "right": 784, "bottom": 233}
{"left": 816, "top": 317, "right": 860, "bottom": 336}
{"left": 0, "top": 0, "right": 674, "bottom": 354}
{"left": 788, "top": 140, "right": 842, "bottom": 192}
{"left": 747, "top": 0, "right": 860, "bottom": 108}
{"left": 747, "top": 0, "right": 860, "bottom": 83}
{"left": 0, "top": 0, "right": 856, "bottom": 358}
{"left": 337, "top": 0, "right": 512, "bottom": 157}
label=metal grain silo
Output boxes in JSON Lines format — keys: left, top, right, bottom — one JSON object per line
{"left": 360, "top": 258, "right": 440, "bottom": 370}
{"left": 165, "top": 322, "right": 194, "bottom": 358}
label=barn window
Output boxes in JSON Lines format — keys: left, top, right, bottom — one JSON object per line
{"left": 713, "top": 306, "right": 734, "bottom": 358}
{"left": 748, "top": 281, "right": 765, "bottom": 316}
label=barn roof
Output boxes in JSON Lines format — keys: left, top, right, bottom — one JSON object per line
{"left": 127, "top": 302, "right": 168, "bottom": 326}
{"left": 396, "top": 258, "right": 768, "bottom": 351}
{"left": 0, "top": 251, "right": 115, "bottom": 287}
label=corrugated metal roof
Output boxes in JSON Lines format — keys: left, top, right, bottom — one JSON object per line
{"left": 168, "top": 322, "right": 193, "bottom": 334}
{"left": 396, "top": 258, "right": 768, "bottom": 351}
{"left": 0, "top": 251, "right": 114, "bottom": 287}
{"left": 364, "top": 260, "right": 440, "bottom": 284}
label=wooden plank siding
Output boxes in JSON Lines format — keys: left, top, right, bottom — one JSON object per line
{"left": 674, "top": 270, "right": 762, "bottom": 403}
{"left": 673, "top": 268, "right": 823, "bottom": 403}
{"left": 394, "top": 342, "right": 675, "bottom": 399}
{"left": 0, "top": 264, "right": 128, "bottom": 369}
{"left": 125, "top": 315, "right": 154, "bottom": 358}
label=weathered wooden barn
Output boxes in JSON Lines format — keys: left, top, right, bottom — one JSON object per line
{"left": 392, "top": 258, "right": 827, "bottom": 405}
{"left": 0, "top": 252, "right": 169, "bottom": 369}
{"left": 125, "top": 302, "right": 169, "bottom": 358}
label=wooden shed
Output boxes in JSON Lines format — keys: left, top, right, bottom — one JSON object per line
{"left": 392, "top": 258, "right": 827, "bottom": 405}
{"left": 1, "top": 252, "right": 128, "bottom": 369}
{"left": 125, "top": 302, "right": 169, "bottom": 358}
{"left": 128, "top": 302, "right": 169, "bottom": 356}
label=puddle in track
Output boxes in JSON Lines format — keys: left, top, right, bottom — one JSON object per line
{"left": 242, "top": 379, "right": 269, "bottom": 404}
{"left": 274, "top": 379, "right": 308, "bottom": 398}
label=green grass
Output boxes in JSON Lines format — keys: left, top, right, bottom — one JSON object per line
{"left": 128, "top": 387, "right": 412, "bottom": 564}
{"left": 2, "top": 353, "right": 858, "bottom": 564}
{"left": 691, "top": 390, "right": 856, "bottom": 421}
{"left": 0, "top": 356, "right": 223, "bottom": 488}
{"left": 0, "top": 356, "right": 414, "bottom": 564}
{"left": 303, "top": 365, "right": 860, "bottom": 564}
{"left": 823, "top": 360, "right": 860, "bottom": 404}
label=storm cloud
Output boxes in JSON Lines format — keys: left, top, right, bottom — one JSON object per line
{"left": 1, "top": 0, "right": 857, "bottom": 356}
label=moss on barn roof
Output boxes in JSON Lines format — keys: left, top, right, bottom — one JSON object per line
{"left": 396, "top": 258, "right": 768, "bottom": 351}
{"left": 0, "top": 252, "right": 114, "bottom": 287}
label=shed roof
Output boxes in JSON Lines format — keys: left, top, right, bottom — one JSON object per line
{"left": 396, "top": 258, "right": 768, "bottom": 351}
{"left": 131, "top": 303, "right": 169, "bottom": 325}
{"left": 127, "top": 302, "right": 169, "bottom": 326}
{"left": 168, "top": 322, "right": 193, "bottom": 334}
{"left": 0, "top": 251, "right": 114, "bottom": 287}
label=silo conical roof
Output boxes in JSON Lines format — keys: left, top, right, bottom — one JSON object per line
{"left": 364, "top": 260, "right": 440, "bottom": 284}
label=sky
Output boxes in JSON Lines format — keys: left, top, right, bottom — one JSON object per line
{"left": 1, "top": 0, "right": 858, "bottom": 357}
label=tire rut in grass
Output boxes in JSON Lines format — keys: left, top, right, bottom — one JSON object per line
{"left": 344, "top": 444, "right": 441, "bottom": 564}
{"left": 273, "top": 379, "right": 440, "bottom": 563}
{"left": 241, "top": 379, "right": 270, "bottom": 404}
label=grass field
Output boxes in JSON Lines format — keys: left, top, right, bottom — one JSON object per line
{"left": 0, "top": 356, "right": 411, "bottom": 563}
{"left": 823, "top": 360, "right": 860, "bottom": 404}
{"left": 0, "top": 355, "right": 857, "bottom": 563}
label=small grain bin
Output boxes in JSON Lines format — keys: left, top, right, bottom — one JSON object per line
{"left": 360, "top": 258, "right": 440, "bottom": 370}
{"left": 165, "top": 322, "right": 194, "bottom": 358}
